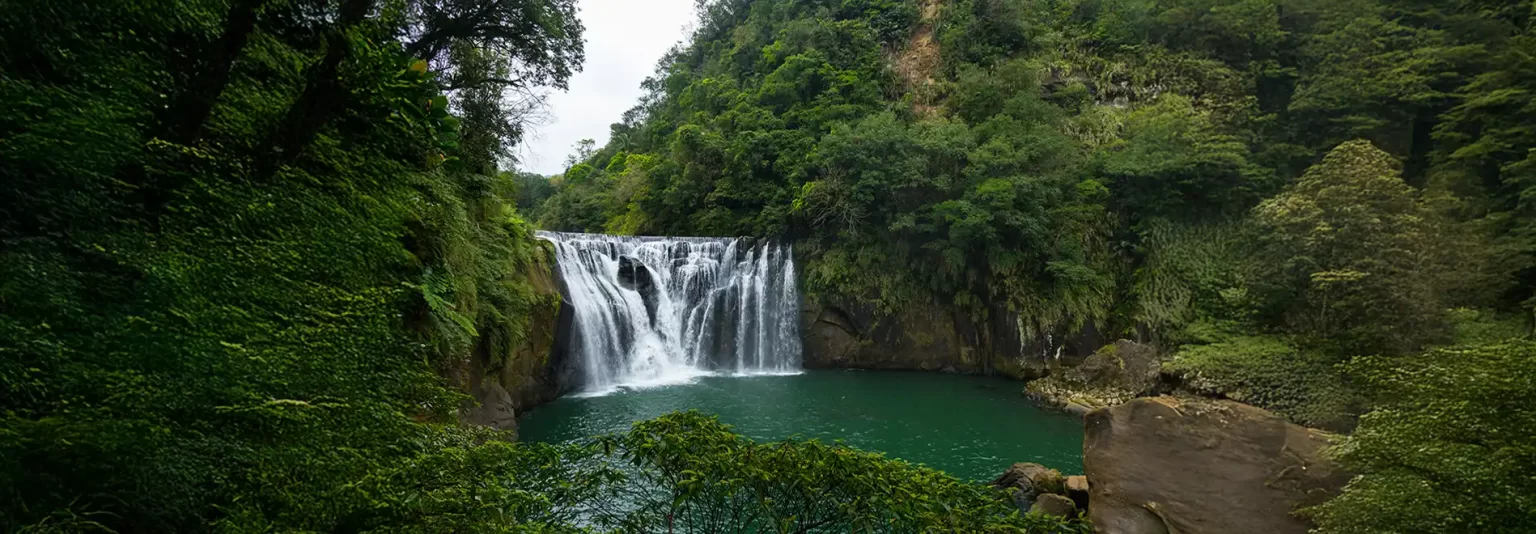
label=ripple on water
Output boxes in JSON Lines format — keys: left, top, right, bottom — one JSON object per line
{"left": 518, "top": 369, "right": 1084, "bottom": 480}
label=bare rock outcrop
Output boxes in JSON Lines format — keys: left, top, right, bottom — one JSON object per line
{"left": 1030, "top": 493, "right": 1079, "bottom": 519}
{"left": 1083, "top": 396, "right": 1350, "bottom": 534}
{"left": 800, "top": 298, "right": 1104, "bottom": 380}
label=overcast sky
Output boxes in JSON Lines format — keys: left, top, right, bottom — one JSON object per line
{"left": 517, "top": 0, "right": 697, "bottom": 175}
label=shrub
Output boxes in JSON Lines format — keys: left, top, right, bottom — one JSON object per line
{"left": 1165, "top": 330, "right": 1361, "bottom": 430}
{"left": 1307, "top": 341, "right": 1536, "bottom": 533}
{"left": 587, "top": 411, "right": 1089, "bottom": 533}
{"left": 1131, "top": 220, "right": 1254, "bottom": 338}
{"left": 1445, "top": 308, "right": 1531, "bottom": 346}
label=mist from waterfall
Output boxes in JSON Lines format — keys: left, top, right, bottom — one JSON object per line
{"left": 538, "top": 231, "right": 803, "bottom": 394}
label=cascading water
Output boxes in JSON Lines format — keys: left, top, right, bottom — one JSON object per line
{"left": 538, "top": 231, "right": 803, "bottom": 394}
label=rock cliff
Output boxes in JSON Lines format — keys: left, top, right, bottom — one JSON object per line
{"left": 800, "top": 296, "right": 1105, "bottom": 380}
{"left": 451, "top": 241, "right": 577, "bottom": 434}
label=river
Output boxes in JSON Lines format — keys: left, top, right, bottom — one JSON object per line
{"left": 519, "top": 369, "right": 1084, "bottom": 481}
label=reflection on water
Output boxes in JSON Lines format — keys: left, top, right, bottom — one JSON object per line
{"left": 519, "top": 369, "right": 1084, "bottom": 480}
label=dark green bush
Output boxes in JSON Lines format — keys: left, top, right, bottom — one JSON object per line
{"left": 1165, "top": 328, "right": 1361, "bottom": 430}
{"left": 1306, "top": 341, "right": 1536, "bottom": 533}
{"left": 587, "top": 411, "right": 1089, "bottom": 533}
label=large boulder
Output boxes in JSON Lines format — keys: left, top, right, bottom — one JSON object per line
{"left": 1084, "top": 397, "right": 1350, "bottom": 534}
{"left": 991, "top": 462, "right": 1066, "bottom": 510}
{"left": 1027, "top": 340, "right": 1164, "bottom": 413}
{"left": 992, "top": 462, "right": 1065, "bottom": 495}
{"left": 1030, "top": 493, "right": 1079, "bottom": 519}
{"left": 1076, "top": 340, "right": 1161, "bottom": 393}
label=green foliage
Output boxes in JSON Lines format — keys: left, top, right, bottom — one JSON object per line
{"left": 0, "top": 0, "right": 583, "bottom": 530}
{"left": 1095, "top": 95, "right": 1269, "bottom": 222}
{"left": 936, "top": 0, "right": 1040, "bottom": 68}
{"left": 587, "top": 411, "right": 1090, "bottom": 533}
{"left": 1434, "top": 32, "right": 1536, "bottom": 309}
{"left": 1130, "top": 220, "right": 1254, "bottom": 336}
{"left": 1446, "top": 308, "right": 1532, "bottom": 346}
{"left": 1250, "top": 140, "right": 1453, "bottom": 354}
{"left": 509, "top": 171, "right": 557, "bottom": 219}
{"left": 1165, "top": 329, "right": 1362, "bottom": 429}
{"left": 1306, "top": 340, "right": 1536, "bottom": 533}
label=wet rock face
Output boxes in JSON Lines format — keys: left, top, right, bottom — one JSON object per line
{"left": 799, "top": 296, "right": 1104, "bottom": 380}
{"left": 806, "top": 306, "right": 860, "bottom": 364}
{"left": 1083, "top": 397, "right": 1351, "bottom": 534}
{"left": 616, "top": 255, "right": 659, "bottom": 328}
{"left": 451, "top": 242, "right": 574, "bottom": 436}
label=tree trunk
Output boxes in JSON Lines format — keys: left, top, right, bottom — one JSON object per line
{"left": 161, "top": 0, "right": 265, "bottom": 145}
{"left": 138, "top": 0, "right": 266, "bottom": 232}
{"left": 260, "top": 0, "right": 374, "bottom": 179}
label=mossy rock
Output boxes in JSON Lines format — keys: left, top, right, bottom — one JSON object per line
{"left": 1026, "top": 340, "right": 1162, "bottom": 412}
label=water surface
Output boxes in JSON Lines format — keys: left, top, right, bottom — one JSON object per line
{"left": 519, "top": 370, "right": 1084, "bottom": 480}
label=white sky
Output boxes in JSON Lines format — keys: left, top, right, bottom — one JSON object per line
{"left": 517, "top": 0, "right": 698, "bottom": 175}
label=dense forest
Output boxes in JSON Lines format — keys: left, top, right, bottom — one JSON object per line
{"left": 0, "top": 0, "right": 1087, "bottom": 531}
{"left": 3, "top": 0, "right": 1535, "bottom": 532}
{"left": 530, "top": 0, "right": 1536, "bottom": 531}
{"left": 0, "top": 0, "right": 588, "bottom": 530}
{"left": 535, "top": 0, "right": 1536, "bottom": 338}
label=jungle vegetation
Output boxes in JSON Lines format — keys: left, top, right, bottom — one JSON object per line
{"left": 532, "top": 0, "right": 1536, "bottom": 531}
{"left": 0, "top": 0, "right": 1081, "bottom": 531}
{"left": 3, "top": 0, "right": 1535, "bottom": 532}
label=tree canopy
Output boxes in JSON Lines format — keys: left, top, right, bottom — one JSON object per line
{"left": 0, "top": 0, "right": 586, "bottom": 529}
{"left": 526, "top": 2, "right": 1536, "bottom": 530}
{"left": 532, "top": 0, "right": 1535, "bottom": 343}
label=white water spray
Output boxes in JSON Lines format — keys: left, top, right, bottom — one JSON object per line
{"left": 538, "top": 231, "right": 803, "bottom": 394}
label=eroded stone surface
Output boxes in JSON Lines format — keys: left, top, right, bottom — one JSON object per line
{"left": 1030, "top": 493, "right": 1079, "bottom": 519}
{"left": 1084, "top": 396, "right": 1350, "bottom": 534}
{"left": 452, "top": 241, "right": 573, "bottom": 436}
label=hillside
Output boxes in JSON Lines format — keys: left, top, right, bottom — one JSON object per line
{"left": 530, "top": 1, "right": 1536, "bottom": 531}
{"left": 2, "top": 0, "right": 1534, "bottom": 531}
{"left": 537, "top": 0, "right": 1533, "bottom": 331}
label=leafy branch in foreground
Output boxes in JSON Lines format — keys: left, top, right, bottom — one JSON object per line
{"left": 586, "top": 411, "right": 1088, "bottom": 534}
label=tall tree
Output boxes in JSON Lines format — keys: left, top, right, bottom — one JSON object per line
{"left": 1251, "top": 140, "right": 1446, "bottom": 354}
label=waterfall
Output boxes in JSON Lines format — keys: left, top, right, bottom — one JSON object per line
{"left": 538, "top": 231, "right": 803, "bottom": 394}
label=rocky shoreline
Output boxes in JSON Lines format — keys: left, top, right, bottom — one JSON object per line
{"left": 1023, "top": 340, "right": 1167, "bottom": 415}
{"left": 996, "top": 396, "right": 1351, "bottom": 533}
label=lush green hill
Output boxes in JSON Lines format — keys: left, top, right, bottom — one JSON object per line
{"left": 539, "top": 0, "right": 1534, "bottom": 338}
{"left": 0, "top": 0, "right": 1090, "bottom": 532}
{"left": 533, "top": 1, "right": 1536, "bottom": 531}
{"left": 0, "top": 0, "right": 585, "bottom": 530}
